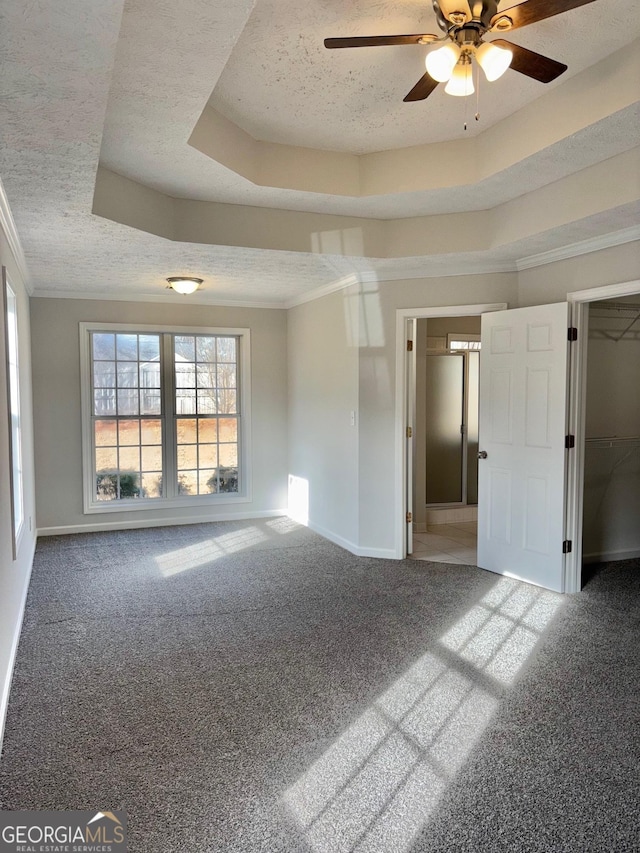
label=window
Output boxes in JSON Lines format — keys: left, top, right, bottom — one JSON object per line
{"left": 80, "top": 324, "right": 250, "bottom": 513}
{"left": 447, "top": 334, "right": 481, "bottom": 351}
{"left": 3, "top": 269, "right": 24, "bottom": 556}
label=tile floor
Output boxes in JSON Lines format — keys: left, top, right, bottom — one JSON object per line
{"left": 410, "top": 521, "right": 477, "bottom": 565}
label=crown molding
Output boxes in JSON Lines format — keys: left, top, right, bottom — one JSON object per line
{"left": 284, "top": 257, "right": 517, "bottom": 308}
{"left": 29, "top": 289, "right": 284, "bottom": 310}
{"left": 286, "top": 228, "right": 640, "bottom": 309}
{"left": 357, "top": 257, "right": 517, "bottom": 283}
{"left": 284, "top": 274, "right": 362, "bottom": 309}
{"left": 0, "top": 177, "right": 32, "bottom": 294}
{"left": 516, "top": 225, "right": 640, "bottom": 271}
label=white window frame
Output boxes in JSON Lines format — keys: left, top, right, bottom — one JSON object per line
{"left": 80, "top": 322, "right": 251, "bottom": 514}
{"left": 3, "top": 268, "right": 24, "bottom": 557}
{"left": 447, "top": 333, "right": 481, "bottom": 351}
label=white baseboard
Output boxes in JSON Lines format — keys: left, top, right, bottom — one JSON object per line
{"left": 301, "top": 517, "right": 399, "bottom": 560}
{"left": 37, "top": 509, "right": 289, "bottom": 537}
{"left": 0, "top": 534, "right": 37, "bottom": 754}
{"left": 355, "top": 545, "right": 399, "bottom": 559}
{"left": 424, "top": 506, "right": 478, "bottom": 525}
{"left": 583, "top": 547, "right": 640, "bottom": 565}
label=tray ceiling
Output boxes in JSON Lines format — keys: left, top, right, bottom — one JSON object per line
{"left": 0, "top": 0, "right": 638, "bottom": 304}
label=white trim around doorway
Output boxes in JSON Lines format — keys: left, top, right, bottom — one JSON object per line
{"left": 394, "top": 303, "right": 508, "bottom": 560}
{"left": 565, "top": 279, "right": 640, "bottom": 593}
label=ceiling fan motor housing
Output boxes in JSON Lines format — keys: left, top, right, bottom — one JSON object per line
{"left": 435, "top": 0, "right": 499, "bottom": 31}
{"left": 454, "top": 23, "right": 484, "bottom": 50}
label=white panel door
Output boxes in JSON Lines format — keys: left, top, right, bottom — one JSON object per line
{"left": 477, "top": 303, "right": 569, "bottom": 591}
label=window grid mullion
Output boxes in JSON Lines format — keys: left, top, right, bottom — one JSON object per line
{"left": 162, "top": 332, "right": 177, "bottom": 499}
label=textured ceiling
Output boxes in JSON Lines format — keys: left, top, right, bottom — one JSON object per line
{"left": 209, "top": 0, "right": 640, "bottom": 153}
{"left": 99, "top": 0, "right": 640, "bottom": 220}
{"left": 0, "top": 0, "right": 638, "bottom": 304}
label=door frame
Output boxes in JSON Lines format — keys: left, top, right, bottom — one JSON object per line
{"left": 394, "top": 303, "right": 507, "bottom": 559}
{"left": 565, "top": 278, "right": 640, "bottom": 592}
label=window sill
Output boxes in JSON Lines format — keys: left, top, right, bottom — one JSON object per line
{"left": 84, "top": 493, "right": 251, "bottom": 514}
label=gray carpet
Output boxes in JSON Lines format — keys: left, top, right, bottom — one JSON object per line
{"left": 0, "top": 518, "right": 638, "bottom": 852}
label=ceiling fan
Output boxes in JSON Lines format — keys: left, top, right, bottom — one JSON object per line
{"left": 324, "top": 0, "right": 599, "bottom": 101}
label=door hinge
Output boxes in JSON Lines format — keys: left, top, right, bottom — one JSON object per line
{"left": 407, "top": 339, "right": 413, "bottom": 352}
{"left": 565, "top": 434, "right": 575, "bottom": 449}
{"left": 568, "top": 327, "right": 578, "bottom": 342}
{"left": 562, "top": 540, "right": 572, "bottom": 554}
{"left": 406, "top": 426, "right": 413, "bottom": 438}
{"left": 406, "top": 512, "right": 412, "bottom": 524}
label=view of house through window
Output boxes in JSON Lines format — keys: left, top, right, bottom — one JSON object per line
{"left": 85, "top": 326, "right": 244, "bottom": 508}
{"left": 174, "top": 334, "right": 239, "bottom": 495}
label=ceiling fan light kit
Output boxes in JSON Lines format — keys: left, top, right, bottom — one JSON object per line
{"left": 425, "top": 42, "right": 461, "bottom": 81}
{"left": 444, "top": 57, "right": 475, "bottom": 96}
{"left": 475, "top": 41, "right": 513, "bottom": 82}
{"left": 324, "top": 0, "right": 596, "bottom": 102}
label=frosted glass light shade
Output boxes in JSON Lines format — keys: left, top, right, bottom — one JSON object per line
{"left": 425, "top": 43, "right": 461, "bottom": 82}
{"left": 476, "top": 41, "right": 512, "bottom": 81}
{"left": 166, "top": 277, "right": 203, "bottom": 295}
{"left": 444, "top": 61, "right": 474, "bottom": 97}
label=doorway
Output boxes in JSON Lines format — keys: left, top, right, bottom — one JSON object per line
{"left": 411, "top": 316, "right": 480, "bottom": 565}
{"left": 580, "top": 295, "right": 640, "bottom": 577}
{"left": 565, "top": 279, "right": 640, "bottom": 592}
{"left": 394, "top": 302, "right": 507, "bottom": 563}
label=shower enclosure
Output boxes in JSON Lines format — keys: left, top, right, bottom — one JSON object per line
{"left": 424, "top": 349, "right": 479, "bottom": 506}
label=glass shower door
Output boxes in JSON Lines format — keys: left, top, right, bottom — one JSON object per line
{"left": 424, "top": 350, "right": 480, "bottom": 506}
{"left": 425, "top": 354, "right": 464, "bottom": 504}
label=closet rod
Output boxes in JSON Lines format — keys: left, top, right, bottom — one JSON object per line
{"left": 590, "top": 302, "right": 640, "bottom": 341}
{"left": 590, "top": 301, "right": 640, "bottom": 312}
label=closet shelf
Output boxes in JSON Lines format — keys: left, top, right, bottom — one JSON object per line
{"left": 585, "top": 436, "right": 640, "bottom": 448}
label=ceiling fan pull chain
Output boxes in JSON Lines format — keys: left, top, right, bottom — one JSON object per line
{"left": 475, "top": 62, "right": 481, "bottom": 124}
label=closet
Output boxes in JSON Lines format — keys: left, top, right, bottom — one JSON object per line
{"left": 583, "top": 298, "right": 640, "bottom": 562}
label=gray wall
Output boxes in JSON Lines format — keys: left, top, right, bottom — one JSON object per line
{"left": 30, "top": 298, "right": 288, "bottom": 532}
{"left": 287, "top": 286, "right": 359, "bottom": 549}
{"left": 0, "top": 227, "right": 37, "bottom": 745}
{"left": 517, "top": 242, "right": 640, "bottom": 307}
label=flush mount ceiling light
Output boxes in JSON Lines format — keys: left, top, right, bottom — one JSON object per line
{"left": 324, "top": 0, "right": 591, "bottom": 102}
{"left": 166, "top": 276, "right": 203, "bottom": 295}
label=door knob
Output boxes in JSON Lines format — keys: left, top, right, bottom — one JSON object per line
{"left": 477, "top": 450, "right": 488, "bottom": 459}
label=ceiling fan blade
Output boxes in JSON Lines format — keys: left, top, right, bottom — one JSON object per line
{"left": 403, "top": 72, "right": 440, "bottom": 102}
{"left": 493, "top": 39, "right": 567, "bottom": 83}
{"left": 491, "top": 0, "right": 598, "bottom": 31}
{"left": 324, "top": 34, "right": 438, "bottom": 49}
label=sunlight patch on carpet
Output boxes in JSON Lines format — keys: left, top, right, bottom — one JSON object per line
{"left": 155, "top": 526, "right": 268, "bottom": 576}
{"left": 283, "top": 577, "right": 563, "bottom": 852}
